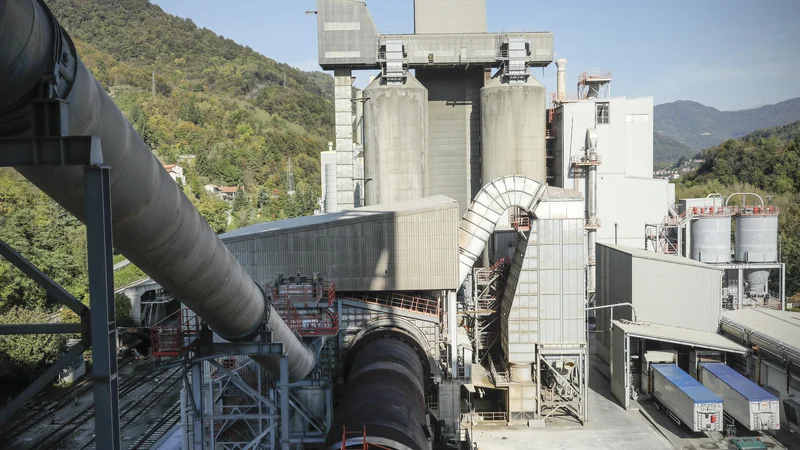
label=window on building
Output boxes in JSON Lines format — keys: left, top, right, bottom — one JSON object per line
{"left": 596, "top": 102, "right": 610, "bottom": 125}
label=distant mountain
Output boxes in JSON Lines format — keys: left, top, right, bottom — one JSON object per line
{"left": 653, "top": 98, "right": 800, "bottom": 165}
{"left": 653, "top": 132, "right": 694, "bottom": 166}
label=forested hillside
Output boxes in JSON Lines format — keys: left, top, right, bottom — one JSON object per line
{"left": 0, "top": 0, "right": 334, "bottom": 380}
{"left": 654, "top": 98, "right": 800, "bottom": 166}
{"left": 676, "top": 122, "right": 800, "bottom": 297}
{"left": 653, "top": 132, "right": 694, "bottom": 167}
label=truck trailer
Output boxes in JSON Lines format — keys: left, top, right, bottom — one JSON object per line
{"left": 650, "top": 364, "right": 724, "bottom": 432}
{"left": 699, "top": 363, "right": 780, "bottom": 431}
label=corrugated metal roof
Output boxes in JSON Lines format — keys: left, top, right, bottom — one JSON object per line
{"left": 221, "top": 195, "right": 458, "bottom": 242}
{"left": 721, "top": 307, "right": 800, "bottom": 349}
{"left": 599, "top": 243, "right": 722, "bottom": 270}
{"left": 699, "top": 362, "right": 777, "bottom": 402}
{"left": 612, "top": 320, "right": 746, "bottom": 354}
{"left": 652, "top": 364, "right": 722, "bottom": 404}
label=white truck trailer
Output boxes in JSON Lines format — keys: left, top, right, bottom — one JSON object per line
{"left": 699, "top": 363, "right": 780, "bottom": 431}
{"left": 650, "top": 364, "right": 724, "bottom": 432}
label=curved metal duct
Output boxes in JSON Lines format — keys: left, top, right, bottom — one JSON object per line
{"left": 0, "top": 0, "right": 314, "bottom": 381}
{"left": 326, "top": 338, "right": 429, "bottom": 450}
{"left": 458, "top": 175, "right": 546, "bottom": 285}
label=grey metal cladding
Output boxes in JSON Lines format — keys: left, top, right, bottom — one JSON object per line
{"left": 317, "top": 0, "right": 379, "bottom": 69}
{"left": 222, "top": 197, "right": 460, "bottom": 292}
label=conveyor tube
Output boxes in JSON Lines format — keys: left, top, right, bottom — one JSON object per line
{"left": 0, "top": 0, "right": 314, "bottom": 381}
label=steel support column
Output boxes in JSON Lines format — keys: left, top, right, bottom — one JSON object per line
{"left": 280, "top": 356, "right": 290, "bottom": 450}
{"left": 191, "top": 362, "right": 204, "bottom": 449}
{"left": 85, "top": 166, "right": 120, "bottom": 449}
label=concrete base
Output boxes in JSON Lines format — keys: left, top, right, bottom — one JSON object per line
{"left": 527, "top": 419, "right": 546, "bottom": 428}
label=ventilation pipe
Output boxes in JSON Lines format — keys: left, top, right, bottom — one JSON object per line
{"left": 556, "top": 58, "right": 567, "bottom": 101}
{"left": 458, "top": 176, "right": 547, "bottom": 286}
{"left": 585, "top": 129, "right": 599, "bottom": 293}
{"left": 0, "top": 0, "right": 314, "bottom": 381}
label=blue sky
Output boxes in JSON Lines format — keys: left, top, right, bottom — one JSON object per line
{"left": 150, "top": 0, "right": 800, "bottom": 111}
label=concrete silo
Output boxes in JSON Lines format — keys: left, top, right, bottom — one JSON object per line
{"left": 363, "top": 74, "right": 429, "bottom": 206}
{"left": 480, "top": 74, "right": 547, "bottom": 193}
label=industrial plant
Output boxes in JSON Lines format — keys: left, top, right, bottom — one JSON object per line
{"left": 0, "top": 0, "right": 798, "bottom": 450}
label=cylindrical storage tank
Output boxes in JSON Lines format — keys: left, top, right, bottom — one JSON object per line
{"left": 363, "top": 74, "right": 428, "bottom": 206}
{"left": 326, "top": 338, "right": 428, "bottom": 450}
{"left": 734, "top": 216, "right": 778, "bottom": 262}
{"left": 480, "top": 75, "right": 546, "bottom": 225}
{"left": 745, "top": 270, "right": 769, "bottom": 297}
{"left": 690, "top": 216, "right": 732, "bottom": 263}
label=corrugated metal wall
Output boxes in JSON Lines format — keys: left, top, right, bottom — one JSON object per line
{"left": 223, "top": 204, "right": 460, "bottom": 292}
{"left": 595, "top": 243, "right": 723, "bottom": 359}
{"left": 631, "top": 257, "right": 722, "bottom": 331}
{"left": 538, "top": 219, "right": 585, "bottom": 345}
{"left": 501, "top": 218, "right": 587, "bottom": 364}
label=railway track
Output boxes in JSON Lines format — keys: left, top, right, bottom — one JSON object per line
{"left": 0, "top": 357, "right": 138, "bottom": 443}
{"left": 76, "top": 367, "right": 182, "bottom": 450}
{"left": 15, "top": 361, "right": 172, "bottom": 450}
{"left": 128, "top": 401, "right": 181, "bottom": 450}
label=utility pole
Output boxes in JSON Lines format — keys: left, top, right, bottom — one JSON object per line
{"left": 151, "top": 70, "right": 156, "bottom": 98}
{"left": 286, "top": 157, "right": 295, "bottom": 196}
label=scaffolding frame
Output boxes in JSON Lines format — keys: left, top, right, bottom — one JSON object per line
{"left": 178, "top": 323, "right": 333, "bottom": 450}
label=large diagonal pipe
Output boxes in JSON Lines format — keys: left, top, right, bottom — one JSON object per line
{"left": 0, "top": 0, "right": 314, "bottom": 381}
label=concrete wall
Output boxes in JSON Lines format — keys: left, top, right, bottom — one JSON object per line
{"left": 363, "top": 74, "right": 428, "bottom": 206}
{"left": 414, "top": 0, "right": 486, "bottom": 34}
{"left": 417, "top": 68, "right": 484, "bottom": 215}
{"left": 595, "top": 243, "right": 723, "bottom": 361}
{"left": 221, "top": 197, "right": 460, "bottom": 292}
{"left": 480, "top": 75, "right": 547, "bottom": 188}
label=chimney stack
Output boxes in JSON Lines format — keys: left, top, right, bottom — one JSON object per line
{"left": 556, "top": 58, "right": 567, "bottom": 101}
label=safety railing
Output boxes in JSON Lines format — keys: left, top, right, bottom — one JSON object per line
{"left": 578, "top": 71, "right": 612, "bottom": 83}
{"left": 511, "top": 214, "right": 530, "bottom": 231}
{"left": 269, "top": 281, "right": 336, "bottom": 308}
{"left": 585, "top": 217, "right": 601, "bottom": 229}
{"left": 462, "top": 411, "right": 508, "bottom": 422}
{"left": 340, "top": 426, "right": 394, "bottom": 450}
{"left": 476, "top": 297, "right": 500, "bottom": 312}
{"left": 340, "top": 292, "right": 440, "bottom": 316}
{"left": 570, "top": 154, "right": 602, "bottom": 165}
{"left": 271, "top": 299, "right": 339, "bottom": 337}
{"left": 150, "top": 308, "right": 201, "bottom": 358}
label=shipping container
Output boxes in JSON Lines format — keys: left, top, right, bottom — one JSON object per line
{"left": 651, "top": 364, "right": 723, "bottom": 432}
{"left": 699, "top": 363, "right": 780, "bottom": 431}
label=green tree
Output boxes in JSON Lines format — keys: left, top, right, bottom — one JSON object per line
{"left": 0, "top": 307, "right": 67, "bottom": 380}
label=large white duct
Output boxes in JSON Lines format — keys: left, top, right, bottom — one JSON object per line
{"left": 0, "top": 0, "right": 314, "bottom": 381}
{"left": 458, "top": 176, "right": 547, "bottom": 285}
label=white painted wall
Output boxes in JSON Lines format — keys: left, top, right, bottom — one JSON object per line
{"left": 554, "top": 96, "right": 673, "bottom": 249}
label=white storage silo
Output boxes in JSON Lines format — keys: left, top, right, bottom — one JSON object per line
{"left": 690, "top": 216, "right": 732, "bottom": 263}
{"left": 734, "top": 216, "right": 778, "bottom": 263}
{"left": 363, "top": 74, "right": 428, "bottom": 206}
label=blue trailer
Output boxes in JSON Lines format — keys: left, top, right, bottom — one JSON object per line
{"left": 650, "top": 364, "right": 724, "bottom": 432}
{"left": 699, "top": 363, "right": 780, "bottom": 431}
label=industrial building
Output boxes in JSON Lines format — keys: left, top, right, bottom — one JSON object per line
{"left": 646, "top": 193, "right": 787, "bottom": 308}
{"left": 2, "top": 0, "right": 798, "bottom": 450}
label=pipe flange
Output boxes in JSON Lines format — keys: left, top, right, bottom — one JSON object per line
{"left": 36, "top": 0, "right": 78, "bottom": 100}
